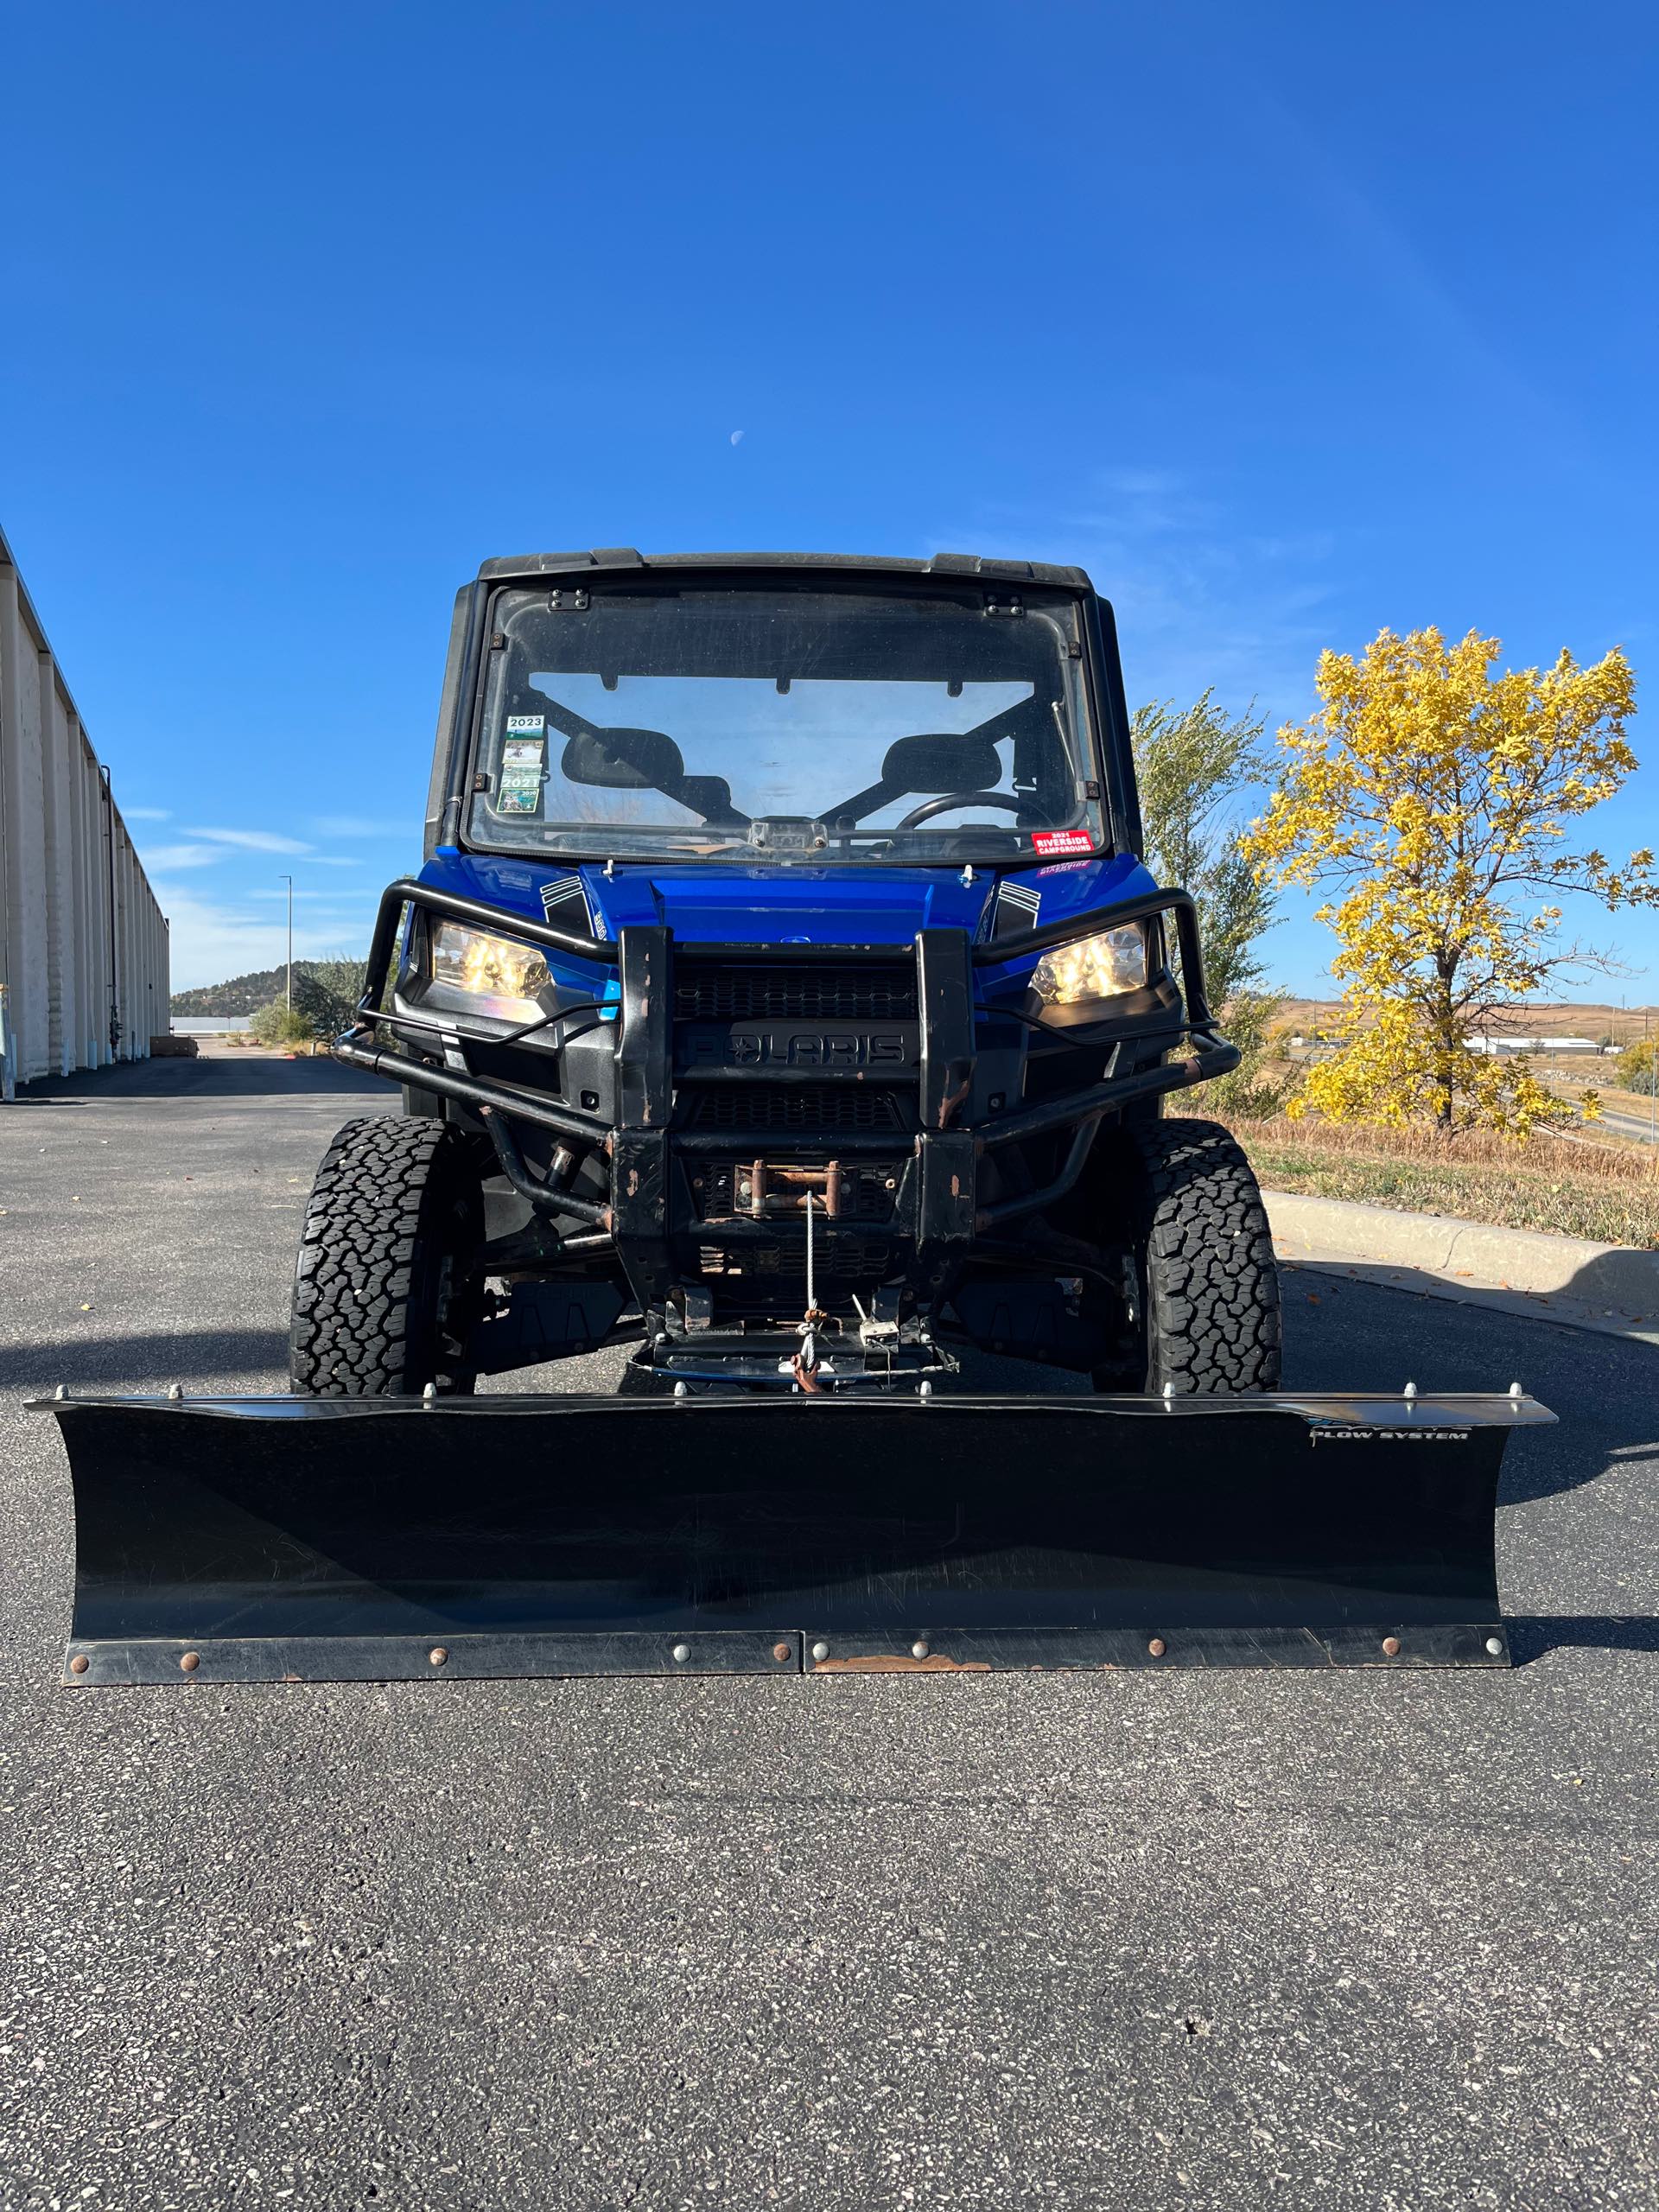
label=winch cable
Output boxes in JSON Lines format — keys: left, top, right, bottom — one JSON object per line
{"left": 792, "top": 1194, "right": 826, "bottom": 1392}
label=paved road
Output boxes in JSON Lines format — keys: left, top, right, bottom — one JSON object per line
{"left": 1536, "top": 1071, "right": 1659, "bottom": 1147}
{"left": 1592, "top": 1105, "right": 1659, "bottom": 1147}
{"left": 1, "top": 1058, "right": 1655, "bottom": 2209}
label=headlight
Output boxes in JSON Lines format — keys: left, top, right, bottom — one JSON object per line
{"left": 428, "top": 921, "right": 551, "bottom": 1019}
{"left": 1030, "top": 925, "right": 1147, "bottom": 1007}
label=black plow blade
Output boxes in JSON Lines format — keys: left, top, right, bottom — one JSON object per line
{"left": 35, "top": 1390, "right": 1555, "bottom": 1682}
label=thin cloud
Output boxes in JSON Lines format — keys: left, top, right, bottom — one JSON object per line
{"left": 933, "top": 472, "right": 1338, "bottom": 724}
{"left": 157, "top": 888, "right": 372, "bottom": 992}
{"left": 123, "top": 805, "right": 172, "bottom": 822}
{"left": 248, "top": 887, "right": 377, "bottom": 902}
{"left": 140, "top": 843, "right": 224, "bottom": 872}
{"left": 184, "top": 827, "right": 314, "bottom": 855}
{"left": 308, "top": 855, "right": 363, "bottom": 868}
{"left": 925, "top": 475, "right": 1344, "bottom": 995}
{"left": 311, "top": 815, "right": 406, "bottom": 839}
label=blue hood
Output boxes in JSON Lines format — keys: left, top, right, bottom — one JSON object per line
{"left": 421, "top": 848, "right": 1157, "bottom": 957}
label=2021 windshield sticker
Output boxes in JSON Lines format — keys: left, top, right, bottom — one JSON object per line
{"left": 1031, "top": 828, "right": 1094, "bottom": 858}
{"left": 499, "top": 719, "right": 546, "bottom": 816}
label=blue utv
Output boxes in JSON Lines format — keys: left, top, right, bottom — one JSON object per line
{"left": 42, "top": 552, "right": 1553, "bottom": 1684}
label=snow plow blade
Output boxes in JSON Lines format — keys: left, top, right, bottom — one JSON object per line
{"left": 38, "top": 1391, "right": 1554, "bottom": 1683}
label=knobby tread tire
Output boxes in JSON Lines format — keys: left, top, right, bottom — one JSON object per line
{"left": 289, "top": 1116, "right": 482, "bottom": 1396}
{"left": 1127, "top": 1116, "right": 1281, "bottom": 1394}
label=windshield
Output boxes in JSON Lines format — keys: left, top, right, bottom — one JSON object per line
{"left": 467, "top": 582, "right": 1104, "bottom": 864}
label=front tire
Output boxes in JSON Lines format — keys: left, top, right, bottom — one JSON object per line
{"left": 1091, "top": 1117, "right": 1281, "bottom": 1394}
{"left": 289, "top": 1116, "right": 484, "bottom": 1395}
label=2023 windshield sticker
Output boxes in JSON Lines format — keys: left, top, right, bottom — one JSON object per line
{"left": 499, "top": 721, "right": 546, "bottom": 816}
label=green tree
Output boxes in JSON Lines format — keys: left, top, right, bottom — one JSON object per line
{"left": 1132, "top": 690, "right": 1285, "bottom": 1115}
{"left": 1618, "top": 1039, "right": 1658, "bottom": 1096}
{"left": 293, "top": 958, "right": 369, "bottom": 1041}
{"left": 1131, "top": 690, "right": 1275, "bottom": 1007}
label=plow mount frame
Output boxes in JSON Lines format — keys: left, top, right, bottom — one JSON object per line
{"left": 35, "top": 1389, "right": 1554, "bottom": 1684}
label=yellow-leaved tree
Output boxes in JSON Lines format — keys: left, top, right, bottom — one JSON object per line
{"left": 1244, "top": 627, "right": 1649, "bottom": 1134}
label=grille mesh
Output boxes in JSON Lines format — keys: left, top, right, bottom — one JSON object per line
{"left": 684, "top": 1084, "right": 907, "bottom": 1133}
{"left": 697, "top": 1242, "right": 897, "bottom": 1317}
{"left": 673, "top": 963, "right": 918, "bottom": 1022}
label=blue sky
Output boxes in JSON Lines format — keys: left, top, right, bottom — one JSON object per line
{"left": 2, "top": 0, "right": 1655, "bottom": 993}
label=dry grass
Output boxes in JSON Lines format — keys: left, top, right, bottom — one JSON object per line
{"left": 1220, "top": 1113, "right": 1659, "bottom": 1249}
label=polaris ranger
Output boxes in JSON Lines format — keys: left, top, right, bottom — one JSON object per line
{"left": 40, "top": 552, "right": 1553, "bottom": 1682}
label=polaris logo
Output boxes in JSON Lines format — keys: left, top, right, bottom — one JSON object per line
{"left": 732, "top": 1032, "right": 908, "bottom": 1069}
{"left": 678, "top": 1028, "right": 913, "bottom": 1071}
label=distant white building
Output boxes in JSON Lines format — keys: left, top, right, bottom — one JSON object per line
{"left": 0, "top": 524, "right": 169, "bottom": 1092}
{"left": 1466, "top": 1035, "right": 1605, "bottom": 1057}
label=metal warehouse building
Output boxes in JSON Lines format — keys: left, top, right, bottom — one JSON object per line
{"left": 0, "top": 525, "right": 168, "bottom": 1095}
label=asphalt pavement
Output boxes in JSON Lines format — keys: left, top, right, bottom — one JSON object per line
{"left": 1592, "top": 1105, "right": 1659, "bottom": 1147}
{"left": 1, "top": 1054, "right": 1655, "bottom": 2209}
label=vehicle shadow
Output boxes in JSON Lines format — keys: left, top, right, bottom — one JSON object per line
{"left": 1495, "top": 1433, "right": 1659, "bottom": 1508}
{"left": 1510, "top": 1616, "right": 1659, "bottom": 1662}
{"left": 2, "top": 1327, "right": 290, "bottom": 1396}
{"left": 1284, "top": 1255, "right": 1659, "bottom": 1340}
{"left": 1281, "top": 1263, "right": 1657, "bottom": 1505}
{"left": 11, "top": 1054, "right": 385, "bottom": 1103}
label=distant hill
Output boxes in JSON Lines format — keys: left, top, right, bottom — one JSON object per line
{"left": 1276, "top": 996, "right": 1647, "bottom": 1046}
{"left": 171, "top": 959, "right": 361, "bottom": 1018}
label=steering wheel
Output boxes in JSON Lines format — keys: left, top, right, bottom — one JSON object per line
{"left": 893, "top": 791, "right": 1031, "bottom": 831}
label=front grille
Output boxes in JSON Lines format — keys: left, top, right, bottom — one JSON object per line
{"left": 696, "top": 1240, "right": 897, "bottom": 1319}
{"left": 697, "top": 1241, "right": 894, "bottom": 1279}
{"left": 683, "top": 1084, "right": 908, "bottom": 1134}
{"left": 673, "top": 962, "right": 918, "bottom": 1022}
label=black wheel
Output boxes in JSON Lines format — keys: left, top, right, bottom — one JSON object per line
{"left": 1089, "top": 1117, "right": 1281, "bottom": 1394}
{"left": 289, "top": 1116, "right": 485, "bottom": 1395}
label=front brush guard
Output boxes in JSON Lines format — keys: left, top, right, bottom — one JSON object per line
{"left": 330, "top": 880, "right": 1243, "bottom": 1338}
{"left": 37, "top": 1389, "right": 1555, "bottom": 1682}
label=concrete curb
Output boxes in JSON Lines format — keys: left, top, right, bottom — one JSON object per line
{"left": 1264, "top": 1189, "right": 1659, "bottom": 1330}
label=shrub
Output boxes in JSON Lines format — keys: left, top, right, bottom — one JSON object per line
{"left": 249, "top": 1001, "right": 315, "bottom": 1049}
{"left": 1617, "top": 1039, "right": 1659, "bottom": 1096}
{"left": 1206, "top": 992, "right": 1293, "bottom": 1120}
{"left": 293, "top": 959, "right": 368, "bottom": 1041}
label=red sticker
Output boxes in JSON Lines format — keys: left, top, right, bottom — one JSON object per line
{"left": 1030, "top": 829, "right": 1096, "bottom": 858}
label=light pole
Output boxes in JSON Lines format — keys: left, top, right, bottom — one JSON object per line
{"left": 280, "top": 874, "right": 293, "bottom": 1010}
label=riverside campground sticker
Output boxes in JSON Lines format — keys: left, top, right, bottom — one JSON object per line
{"left": 499, "top": 719, "right": 546, "bottom": 815}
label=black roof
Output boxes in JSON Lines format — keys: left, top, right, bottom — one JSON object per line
{"left": 475, "top": 549, "right": 1094, "bottom": 589}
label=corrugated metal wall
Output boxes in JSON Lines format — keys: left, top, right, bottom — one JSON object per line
{"left": 0, "top": 524, "right": 169, "bottom": 1093}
